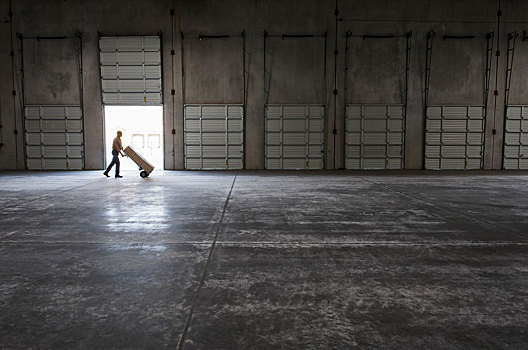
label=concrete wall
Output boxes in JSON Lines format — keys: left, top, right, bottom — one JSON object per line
{"left": 1, "top": 0, "right": 527, "bottom": 170}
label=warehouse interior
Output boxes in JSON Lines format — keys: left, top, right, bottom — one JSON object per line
{"left": 0, "top": 0, "right": 527, "bottom": 349}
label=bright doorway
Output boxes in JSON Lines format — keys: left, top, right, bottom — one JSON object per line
{"left": 104, "top": 106, "right": 164, "bottom": 171}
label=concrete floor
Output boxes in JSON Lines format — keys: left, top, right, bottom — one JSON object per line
{"left": 0, "top": 170, "right": 527, "bottom": 349}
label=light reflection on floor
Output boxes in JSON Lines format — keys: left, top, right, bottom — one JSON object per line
{"left": 103, "top": 203, "right": 171, "bottom": 233}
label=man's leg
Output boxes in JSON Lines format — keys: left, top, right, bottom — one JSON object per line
{"left": 104, "top": 150, "right": 118, "bottom": 176}
{"left": 104, "top": 159, "right": 115, "bottom": 175}
{"left": 115, "top": 156, "right": 121, "bottom": 177}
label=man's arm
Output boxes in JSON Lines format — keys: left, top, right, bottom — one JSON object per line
{"left": 119, "top": 140, "right": 125, "bottom": 157}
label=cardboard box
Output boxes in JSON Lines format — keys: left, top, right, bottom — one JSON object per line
{"left": 124, "top": 146, "right": 155, "bottom": 174}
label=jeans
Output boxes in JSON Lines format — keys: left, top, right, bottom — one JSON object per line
{"left": 105, "top": 150, "right": 120, "bottom": 176}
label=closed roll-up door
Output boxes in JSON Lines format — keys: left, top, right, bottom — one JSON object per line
{"left": 184, "top": 105, "right": 244, "bottom": 169}
{"left": 265, "top": 105, "right": 324, "bottom": 169}
{"left": 18, "top": 35, "right": 84, "bottom": 170}
{"left": 263, "top": 32, "right": 327, "bottom": 169}
{"left": 99, "top": 36, "right": 162, "bottom": 105}
{"left": 181, "top": 33, "right": 246, "bottom": 169}
{"left": 345, "top": 104, "right": 404, "bottom": 169}
{"left": 425, "top": 106, "right": 484, "bottom": 169}
{"left": 24, "top": 106, "right": 84, "bottom": 170}
{"left": 343, "top": 32, "right": 411, "bottom": 170}
{"left": 503, "top": 106, "right": 528, "bottom": 169}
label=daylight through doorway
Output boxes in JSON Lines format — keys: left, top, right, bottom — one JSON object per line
{"left": 104, "top": 106, "right": 163, "bottom": 171}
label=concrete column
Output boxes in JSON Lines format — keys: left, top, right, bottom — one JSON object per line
{"left": 244, "top": 4, "right": 265, "bottom": 170}
{"left": 0, "top": 0, "right": 24, "bottom": 170}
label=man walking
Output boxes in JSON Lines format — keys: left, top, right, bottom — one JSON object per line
{"left": 103, "top": 130, "right": 125, "bottom": 178}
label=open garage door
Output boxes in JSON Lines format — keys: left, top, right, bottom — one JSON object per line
{"left": 18, "top": 34, "right": 84, "bottom": 170}
{"left": 264, "top": 32, "right": 327, "bottom": 169}
{"left": 424, "top": 32, "right": 493, "bottom": 170}
{"left": 344, "top": 32, "right": 411, "bottom": 169}
{"left": 503, "top": 32, "right": 528, "bottom": 170}
{"left": 99, "top": 35, "right": 162, "bottom": 105}
{"left": 181, "top": 32, "right": 246, "bottom": 170}
{"left": 99, "top": 35, "right": 164, "bottom": 171}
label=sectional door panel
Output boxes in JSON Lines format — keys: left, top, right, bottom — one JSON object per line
{"left": 345, "top": 104, "right": 404, "bottom": 169}
{"left": 503, "top": 106, "right": 528, "bottom": 169}
{"left": 265, "top": 105, "right": 324, "bottom": 170}
{"left": 24, "top": 106, "right": 84, "bottom": 170}
{"left": 99, "top": 36, "right": 162, "bottom": 105}
{"left": 425, "top": 106, "right": 485, "bottom": 170}
{"left": 184, "top": 105, "right": 244, "bottom": 169}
